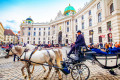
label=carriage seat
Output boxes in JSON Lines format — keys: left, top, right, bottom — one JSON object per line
{"left": 77, "top": 46, "right": 87, "bottom": 53}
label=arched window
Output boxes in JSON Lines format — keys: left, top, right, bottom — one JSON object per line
{"left": 98, "top": 12, "right": 102, "bottom": 22}
{"left": 89, "top": 18, "right": 92, "bottom": 26}
{"left": 110, "top": 3, "right": 114, "bottom": 14}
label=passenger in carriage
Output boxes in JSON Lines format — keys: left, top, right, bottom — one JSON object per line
{"left": 91, "top": 45, "right": 108, "bottom": 55}
{"left": 108, "top": 43, "right": 120, "bottom": 54}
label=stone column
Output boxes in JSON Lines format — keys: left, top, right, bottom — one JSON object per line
{"left": 71, "top": 19, "right": 73, "bottom": 43}
{"left": 64, "top": 21, "right": 66, "bottom": 44}
{"left": 113, "top": 0, "right": 120, "bottom": 14}
{"left": 101, "top": 0, "right": 106, "bottom": 21}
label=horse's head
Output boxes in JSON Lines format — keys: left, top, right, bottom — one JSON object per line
{"left": 5, "top": 47, "right": 16, "bottom": 58}
{"left": 5, "top": 46, "right": 25, "bottom": 58}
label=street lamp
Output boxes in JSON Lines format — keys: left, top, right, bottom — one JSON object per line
{"left": 91, "top": 30, "right": 94, "bottom": 45}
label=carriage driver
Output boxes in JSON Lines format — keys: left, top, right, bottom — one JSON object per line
{"left": 67, "top": 30, "right": 86, "bottom": 58}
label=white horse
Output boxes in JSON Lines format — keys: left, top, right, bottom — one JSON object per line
{"left": 6, "top": 45, "right": 63, "bottom": 80}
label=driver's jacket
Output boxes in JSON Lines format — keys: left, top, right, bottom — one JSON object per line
{"left": 75, "top": 34, "right": 86, "bottom": 48}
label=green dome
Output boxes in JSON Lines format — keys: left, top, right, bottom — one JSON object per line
{"left": 64, "top": 4, "right": 76, "bottom": 16}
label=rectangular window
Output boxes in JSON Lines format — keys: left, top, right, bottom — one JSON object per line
{"left": 107, "top": 21, "right": 111, "bottom": 31}
{"left": 67, "top": 21, "right": 69, "bottom": 25}
{"left": 76, "top": 25, "right": 78, "bottom": 31}
{"left": 44, "top": 28, "right": 45, "bottom": 30}
{"left": 110, "top": 3, "right": 114, "bottom": 14}
{"left": 67, "top": 27, "right": 69, "bottom": 32}
{"left": 48, "top": 31, "right": 50, "bottom": 35}
{"left": 33, "top": 41, "right": 35, "bottom": 44}
{"left": 89, "top": 19, "right": 92, "bottom": 26}
{"left": 89, "top": 10, "right": 91, "bottom": 15}
{"left": 82, "top": 22, "right": 84, "bottom": 29}
{"left": 38, "top": 41, "right": 40, "bottom": 44}
{"left": 82, "top": 15, "right": 84, "bottom": 20}
{"left": 39, "top": 28, "right": 41, "bottom": 30}
{"left": 39, "top": 32, "right": 41, "bottom": 36}
{"left": 98, "top": 27, "right": 102, "bottom": 33}
{"left": 28, "top": 32, "right": 30, "bottom": 36}
{"left": 98, "top": 12, "right": 102, "bottom": 22}
{"left": 28, "top": 28, "right": 31, "bottom": 30}
{"left": 75, "top": 19, "right": 77, "bottom": 23}
{"left": 97, "top": 2, "right": 100, "bottom": 9}
{"left": 44, "top": 32, "right": 45, "bottom": 36}
{"left": 34, "top": 28, "right": 36, "bottom": 30}
{"left": 34, "top": 32, "right": 36, "bottom": 36}
{"left": 48, "top": 27, "right": 50, "bottom": 30}
{"left": 99, "top": 36, "right": 102, "bottom": 42}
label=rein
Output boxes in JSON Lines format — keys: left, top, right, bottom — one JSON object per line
{"left": 20, "top": 59, "right": 67, "bottom": 69}
{"left": 9, "top": 48, "right": 27, "bottom": 60}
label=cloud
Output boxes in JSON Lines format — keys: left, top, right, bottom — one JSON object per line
{"left": 2, "top": 19, "right": 20, "bottom": 34}
{"left": 6, "top": 20, "right": 16, "bottom": 23}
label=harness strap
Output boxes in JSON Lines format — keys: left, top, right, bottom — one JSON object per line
{"left": 29, "top": 50, "right": 37, "bottom": 60}
{"left": 46, "top": 50, "right": 53, "bottom": 62}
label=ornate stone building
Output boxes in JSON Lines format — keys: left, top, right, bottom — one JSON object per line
{"left": 4, "top": 29, "right": 18, "bottom": 44}
{"left": 20, "top": 0, "right": 120, "bottom": 45}
{"left": 0, "top": 22, "right": 4, "bottom": 44}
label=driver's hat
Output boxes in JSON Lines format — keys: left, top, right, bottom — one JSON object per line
{"left": 77, "top": 30, "right": 81, "bottom": 33}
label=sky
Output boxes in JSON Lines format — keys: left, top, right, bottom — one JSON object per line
{"left": 0, "top": 0, "right": 91, "bottom": 34}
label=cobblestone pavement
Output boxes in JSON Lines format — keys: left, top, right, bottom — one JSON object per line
{"left": 0, "top": 47, "right": 120, "bottom": 80}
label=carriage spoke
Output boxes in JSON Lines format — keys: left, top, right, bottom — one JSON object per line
{"left": 71, "top": 63, "right": 90, "bottom": 80}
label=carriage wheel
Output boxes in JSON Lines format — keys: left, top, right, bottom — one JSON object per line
{"left": 71, "top": 63, "right": 90, "bottom": 80}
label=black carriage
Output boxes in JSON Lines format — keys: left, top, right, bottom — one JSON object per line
{"left": 61, "top": 46, "right": 120, "bottom": 80}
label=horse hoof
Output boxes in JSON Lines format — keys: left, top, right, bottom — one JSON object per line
{"left": 59, "top": 78, "right": 62, "bottom": 80}
{"left": 44, "top": 77, "right": 47, "bottom": 79}
{"left": 23, "top": 75, "right": 27, "bottom": 79}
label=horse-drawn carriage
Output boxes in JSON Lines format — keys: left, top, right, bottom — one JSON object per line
{"left": 60, "top": 46, "right": 120, "bottom": 80}
{"left": 5, "top": 45, "right": 120, "bottom": 80}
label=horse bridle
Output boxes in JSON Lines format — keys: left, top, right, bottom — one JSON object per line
{"left": 9, "top": 48, "right": 26, "bottom": 58}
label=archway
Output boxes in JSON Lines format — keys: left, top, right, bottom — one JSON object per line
{"left": 58, "top": 31, "right": 62, "bottom": 44}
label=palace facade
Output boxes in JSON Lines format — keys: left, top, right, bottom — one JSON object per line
{"left": 20, "top": 0, "right": 120, "bottom": 45}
